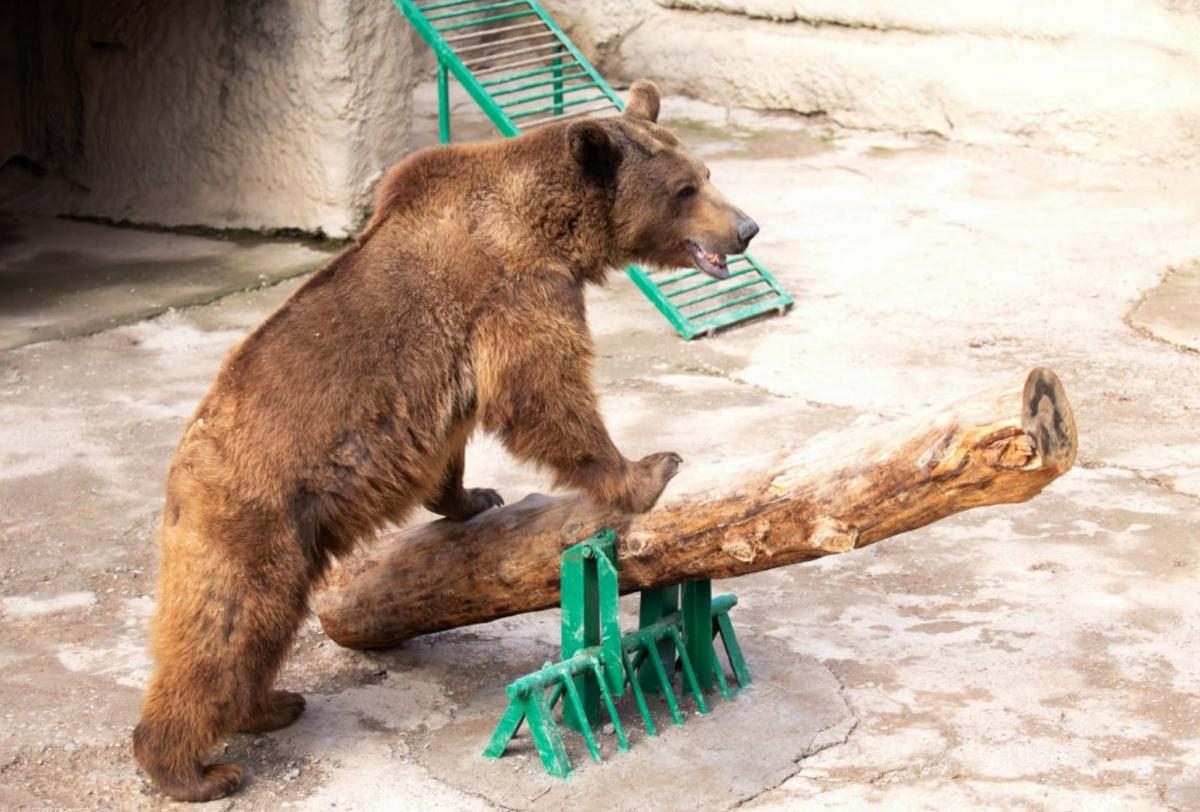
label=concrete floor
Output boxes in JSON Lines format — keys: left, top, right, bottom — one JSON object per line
{"left": 1, "top": 93, "right": 1199, "bottom": 810}
{"left": 0, "top": 215, "right": 329, "bottom": 352}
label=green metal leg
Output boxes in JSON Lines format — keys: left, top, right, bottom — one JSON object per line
{"left": 644, "top": 641, "right": 685, "bottom": 725}
{"left": 437, "top": 61, "right": 451, "bottom": 144}
{"left": 561, "top": 544, "right": 600, "bottom": 733}
{"left": 562, "top": 674, "right": 601, "bottom": 763}
{"left": 595, "top": 546, "right": 624, "bottom": 698}
{"left": 622, "top": 649, "right": 658, "bottom": 737}
{"left": 668, "top": 625, "right": 709, "bottom": 715}
{"left": 717, "top": 611, "right": 752, "bottom": 688}
{"left": 638, "top": 585, "right": 679, "bottom": 694}
{"left": 483, "top": 698, "right": 526, "bottom": 759}
{"left": 484, "top": 688, "right": 573, "bottom": 778}
{"left": 591, "top": 662, "right": 629, "bottom": 751}
{"left": 525, "top": 690, "right": 573, "bottom": 778}
{"left": 712, "top": 652, "right": 733, "bottom": 700}
{"left": 682, "top": 581, "right": 716, "bottom": 693}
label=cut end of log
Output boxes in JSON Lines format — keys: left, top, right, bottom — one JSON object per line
{"left": 1022, "top": 367, "right": 1077, "bottom": 473}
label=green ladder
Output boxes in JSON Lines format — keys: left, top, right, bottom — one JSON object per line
{"left": 484, "top": 530, "right": 751, "bottom": 778}
{"left": 396, "top": 0, "right": 794, "bottom": 340}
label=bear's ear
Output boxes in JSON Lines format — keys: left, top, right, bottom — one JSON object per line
{"left": 567, "top": 120, "right": 622, "bottom": 184}
{"left": 624, "top": 79, "right": 660, "bottom": 123}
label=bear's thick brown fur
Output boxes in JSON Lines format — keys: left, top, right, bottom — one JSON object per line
{"left": 133, "top": 80, "right": 758, "bottom": 801}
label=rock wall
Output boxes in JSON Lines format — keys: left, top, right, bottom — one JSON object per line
{"left": 0, "top": 0, "right": 415, "bottom": 238}
{"left": 4, "top": 1, "right": 1196, "bottom": 235}
{"left": 544, "top": 0, "right": 1200, "bottom": 164}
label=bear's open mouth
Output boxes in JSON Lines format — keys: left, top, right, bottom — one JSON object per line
{"left": 685, "top": 240, "right": 729, "bottom": 280}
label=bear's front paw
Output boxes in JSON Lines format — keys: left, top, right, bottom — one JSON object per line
{"left": 623, "top": 451, "right": 683, "bottom": 513}
{"left": 458, "top": 487, "right": 505, "bottom": 519}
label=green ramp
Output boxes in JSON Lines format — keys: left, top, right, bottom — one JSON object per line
{"left": 396, "top": 0, "right": 793, "bottom": 340}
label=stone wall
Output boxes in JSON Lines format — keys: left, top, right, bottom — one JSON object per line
{"left": 0, "top": 0, "right": 415, "bottom": 238}
{"left": 544, "top": 0, "right": 1200, "bottom": 164}
{"left": 3, "top": 1, "right": 1197, "bottom": 236}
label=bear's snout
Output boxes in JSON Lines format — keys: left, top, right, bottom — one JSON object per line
{"left": 736, "top": 215, "right": 759, "bottom": 251}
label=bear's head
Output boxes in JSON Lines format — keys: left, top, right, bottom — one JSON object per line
{"left": 566, "top": 80, "right": 759, "bottom": 280}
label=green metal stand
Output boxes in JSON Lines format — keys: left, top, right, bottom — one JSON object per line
{"left": 559, "top": 533, "right": 623, "bottom": 732}
{"left": 394, "top": 0, "right": 793, "bottom": 340}
{"left": 484, "top": 530, "right": 751, "bottom": 778}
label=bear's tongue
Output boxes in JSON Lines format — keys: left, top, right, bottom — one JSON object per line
{"left": 686, "top": 241, "right": 730, "bottom": 280}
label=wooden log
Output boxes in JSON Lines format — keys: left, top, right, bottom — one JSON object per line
{"left": 317, "top": 368, "right": 1077, "bottom": 649}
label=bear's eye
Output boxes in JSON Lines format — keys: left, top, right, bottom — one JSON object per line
{"left": 676, "top": 185, "right": 697, "bottom": 199}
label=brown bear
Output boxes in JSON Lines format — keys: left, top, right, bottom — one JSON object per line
{"left": 132, "top": 79, "right": 759, "bottom": 801}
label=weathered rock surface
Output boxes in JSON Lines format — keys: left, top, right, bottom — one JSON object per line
{"left": 0, "top": 0, "right": 415, "bottom": 238}
{"left": 1129, "top": 261, "right": 1200, "bottom": 354}
{"left": 545, "top": 0, "right": 1200, "bottom": 165}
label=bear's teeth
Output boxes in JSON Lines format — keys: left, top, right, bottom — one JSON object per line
{"left": 686, "top": 240, "right": 729, "bottom": 278}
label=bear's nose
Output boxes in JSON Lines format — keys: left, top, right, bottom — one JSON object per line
{"left": 736, "top": 216, "right": 760, "bottom": 249}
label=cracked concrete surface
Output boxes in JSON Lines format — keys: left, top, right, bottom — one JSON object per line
{"left": 2, "top": 94, "right": 1199, "bottom": 809}
{"left": 1129, "top": 262, "right": 1200, "bottom": 356}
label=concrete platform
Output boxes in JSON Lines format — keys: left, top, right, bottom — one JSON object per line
{"left": 1, "top": 99, "right": 1199, "bottom": 810}
{"left": 0, "top": 214, "right": 330, "bottom": 351}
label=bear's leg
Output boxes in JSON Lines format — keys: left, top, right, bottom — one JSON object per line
{"left": 482, "top": 337, "right": 681, "bottom": 512}
{"left": 477, "top": 297, "right": 682, "bottom": 513}
{"left": 225, "top": 556, "right": 312, "bottom": 733}
{"left": 495, "top": 393, "right": 681, "bottom": 512}
{"left": 238, "top": 690, "right": 307, "bottom": 733}
{"left": 424, "top": 446, "right": 504, "bottom": 521}
{"left": 135, "top": 529, "right": 310, "bottom": 801}
{"left": 133, "top": 666, "right": 243, "bottom": 802}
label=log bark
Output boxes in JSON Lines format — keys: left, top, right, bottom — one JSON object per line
{"left": 317, "top": 368, "right": 1077, "bottom": 650}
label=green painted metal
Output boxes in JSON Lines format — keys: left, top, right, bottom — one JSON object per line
{"left": 394, "top": 0, "right": 793, "bottom": 339}
{"left": 627, "top": 253, "right": 793, "bottom": 340}
{"left": 717, "top": 610, "right": 752, "bottom": 689}
{"left": 551, "top": 53, "right": 565, "bottom": 116}
{"left": 436, "top": 62, "right": 451, "bottom": 143}
{"left": 558, "top": 541, "right": 596, "bottom": 732}
{"left": 682, "top": 580, "right": 716, "bottom": 693}
{"left": 482, "top": 645, "right": 632, "bottom": 776}
{"left": 559, "top": 531, "right": 623, "bottom": 733}
{"left": 484, "top": 530, "right": 751, "bottom": 777}
{"left": 636, "top": 584, "right": 678, "bottom": 694}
